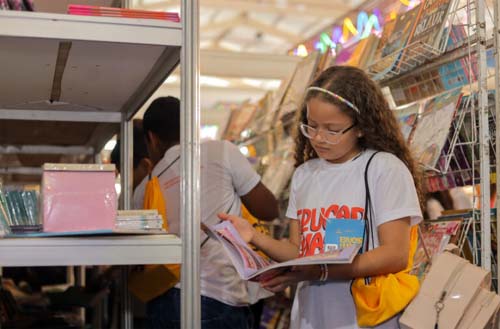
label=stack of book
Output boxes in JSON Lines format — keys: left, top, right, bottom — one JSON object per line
{"left": 116, "top": 209, "right": 164, "bottom": 232}
{"left": 68, "top": 5, "right": 180, "bottom": 22}
{"left": 0, "top": 187, "right": 40, "bottom": 235}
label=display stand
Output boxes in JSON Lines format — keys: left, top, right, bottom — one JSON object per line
{"left": 0, "top": 10, "right": 183, "bottom": 329}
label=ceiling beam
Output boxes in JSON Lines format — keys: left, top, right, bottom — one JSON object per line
{"left": 245, "top": 17, "right": 301, "bottom": 43}
{"left": 213, "top": 27, "right": 234, "bottom": 49}
{"left": 200, "top": 49, "right": 300, "bottom": 79}
{"left": 202, "top": 13, "right": 245, "bottom": 32}
{"left": 142, "top": 0, "right": 351, "bottom": 18}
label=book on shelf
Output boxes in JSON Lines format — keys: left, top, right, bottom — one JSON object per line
{"left": 358, "top": 34, "right": 380, "bottom": 69}
{"left": 315, "top": 49, "right": 333, "bottom": 74}
{"left": 410, "top": 88, "right": 463, "bottom": 169}
{"left": 202, "top": 220, "right": 360, "bottom": 281}
{"left": 444, "top": 24, "right": 468, "bottom": 52}
{"left": 277, "top": 52, "right": 321, "bottom": 121}
{"left": 334, "top": 34, "right": 379, "bottom": 69}
{"left": 406, "top": 0, "right": 455, "bottom": 52}
{"left": 394, "top": 101, "right": 422, "bottom": 142}
{"left": 246, "top": 91, "right": 274, "bottom": 136}
{"left": 368, "top": 3, "right": 422, "bottom": 78}
{"left": 411, "top": 218, "right": 463, "bottom": 280}
{"left": 116, "top": 209, "right": 164, "bottom": 231}
{"left": 261, "top": 137, "right": 295, "bottom": 198}
{"left": 370, "top": 18, "right": 396, "bottom": 74}
{"left": 382, "top": 4, "right": 422, "bottom": 73}
{"left": 260, "top": 74, "right": 294, "bottom": 133}
{"left": 67, "top": 5, "right": 180, "bottom": 22}
{"left": 222, "top": 101, "right": 257, "bottom": 141}
{"left": 0, "top": 187, "right": 39, "bottom": 235}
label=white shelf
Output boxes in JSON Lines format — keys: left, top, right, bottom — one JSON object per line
{"left": 0, "top": 11, "right": 181, "bottom": 120}
{"left": 0, "top": 11, "right": 181, "bottom": 181}
{"left": 0, "top": 234, "right": 181, "bottom": 266}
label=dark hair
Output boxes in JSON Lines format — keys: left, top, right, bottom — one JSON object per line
{"left": 143, "top": 96, "right": 181, "bottom": 145}
{"left": 110, "top": 120, "right": 149, "bottom": 170}
{"left": 294, "top": 65, "right": 424, "bottom": 206}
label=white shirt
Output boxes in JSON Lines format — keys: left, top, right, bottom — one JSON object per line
{"left": 133, "top": 140, "right": 261, "bottom": 306}
{"left": 286, "top": 150, "right": 422, "bottom": 329}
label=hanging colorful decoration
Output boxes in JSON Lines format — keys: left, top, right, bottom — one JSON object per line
{"left": 292, "top": 0, "right": 421, "bottom": 56}
{"left": 302, "top": 10, "right": 382, "bottom": 55}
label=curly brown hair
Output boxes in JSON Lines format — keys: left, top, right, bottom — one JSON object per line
{"left": 294, "top": 65, "right": 424, "bottom": 206}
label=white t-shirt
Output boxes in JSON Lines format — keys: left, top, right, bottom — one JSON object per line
{"left": 133, "top": 140, "right": 262, "bottom": 306}
{"left": 285, "top": 150, "right": 422, "bottom": 329}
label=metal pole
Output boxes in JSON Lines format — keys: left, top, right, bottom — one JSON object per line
{"left": 120, "top": 118, "right": 133, "bottom": 329}
{"left": 121, "top": 1, "right": 136, "bottom": 326}
{"left": 476, "top": 0, "right": 491, "bottom": 271}
{"left": 494, "top": 0, "right": 500, "bottom": 293}
{"left": 181, "top": 0, "right": 201, "bottom": 328}
{"left": 75, "top": 266, "right": 86, "bottom": 325}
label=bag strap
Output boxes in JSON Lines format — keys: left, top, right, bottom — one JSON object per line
{"left": 362, "top": 151, "right": 379, "bottom": 253}
{"left": 151, "top": 155, "right": 180, "bottom": 180}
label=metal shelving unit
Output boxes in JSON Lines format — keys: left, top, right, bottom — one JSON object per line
{"left": 0, "top": 9, "right": 187, "bottom": 329}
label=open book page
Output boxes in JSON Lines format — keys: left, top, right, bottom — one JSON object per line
{"left": 203, "top": 221, "right": 360, "bottom": 281}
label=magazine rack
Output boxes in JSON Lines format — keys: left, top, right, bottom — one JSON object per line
{"left": 368, "top": 0, "right": 464, "bottom": 81}
{"left": 369, "top": 40, "right": 444, "bottom": 80}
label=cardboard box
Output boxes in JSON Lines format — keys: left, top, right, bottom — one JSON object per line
{"left": 400, "top": 251, "right": 491, "bottom": 329}
{"left": 42, "top": 164, "right": 117, "bottom": 232}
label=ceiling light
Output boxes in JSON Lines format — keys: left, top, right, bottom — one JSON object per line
{"left": 296, "top": 44, "right": 309, "bottom": 57}
{"left": 262, "top": 80, "right": 282, "bottom": 90}
{"left": 242, "top": 78, "right": 263, "bottom": 88}
{"left": 242, "top": 78, "right": 282, "bottom": 90}
{"left": 200, "top": 40, "right": 213, "bottom": 48}
{"left": 219, "top": 41, "right": 243, "bottom": 52}
{"left": 200, "top": 76, "right": 230, "bottom": 88}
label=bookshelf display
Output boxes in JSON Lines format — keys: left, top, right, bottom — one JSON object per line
{"left": 220, "top": 0, "right": 499, "bottom": 297}
{"left": 0, "top": 235, "right": 181, "bottom": 267}
{"left": 0, "top": 9, "right": 186, "bottom": 329}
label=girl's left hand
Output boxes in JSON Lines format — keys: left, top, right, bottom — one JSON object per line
{"left": 260, "top": 265, "right": 321, "bottom": 292}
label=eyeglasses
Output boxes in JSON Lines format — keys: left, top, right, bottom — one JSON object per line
{"left": 299, "top": 122, "right": 356, "bottom": 145}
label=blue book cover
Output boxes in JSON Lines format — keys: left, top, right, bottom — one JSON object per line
{"left": 324, "top": 219, "right": 364, "bottom": 252}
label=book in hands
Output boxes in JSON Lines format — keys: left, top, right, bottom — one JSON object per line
{"left": 203, "top": 221, "right": 361, "bottom": 281}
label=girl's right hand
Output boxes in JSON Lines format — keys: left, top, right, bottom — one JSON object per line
{"left": 217, "top": 213, "right": 256, "bottom": 243}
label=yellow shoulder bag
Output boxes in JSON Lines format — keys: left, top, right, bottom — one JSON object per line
{"left": 350, "top": 152, "right": 420, "bottom": 327}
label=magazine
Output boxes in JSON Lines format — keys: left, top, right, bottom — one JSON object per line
{"left": 371, "top": 5, "right": 421, "bottom": 77}
{"left": 278, "top": 52, "right": 321, "bottom": 121}
{"left": 411, "top": 219, "right": 462, "bottom": 280}
{"left": 410, "top": 88, "right": 462, "bottom": 168}
{"left": 394, "top": 101, "right": 422, "bottom": 142}
{"left": 222, "top": 102, "right": 257, "bottom": 141}
{"left": 203, "top": 221, "right": 361, "bottom": 281}
{"left": 409, "top": 0, "right": 455, "bottom": 51}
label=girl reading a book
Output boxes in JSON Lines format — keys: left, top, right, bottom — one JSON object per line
{"left": 219, "top": 66, "right": 423, "bottom": 329}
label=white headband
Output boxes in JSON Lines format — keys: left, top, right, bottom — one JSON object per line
{"left": 307, "top": 86, "right": 360, "bottom": 113}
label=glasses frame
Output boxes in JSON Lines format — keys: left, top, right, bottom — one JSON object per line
{"left": 299, "top": 122, "right": 356, "bottom": 145}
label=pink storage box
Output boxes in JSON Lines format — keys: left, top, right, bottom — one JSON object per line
{"left": 42, "top": 163, "right": 117, "bottom": 232}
